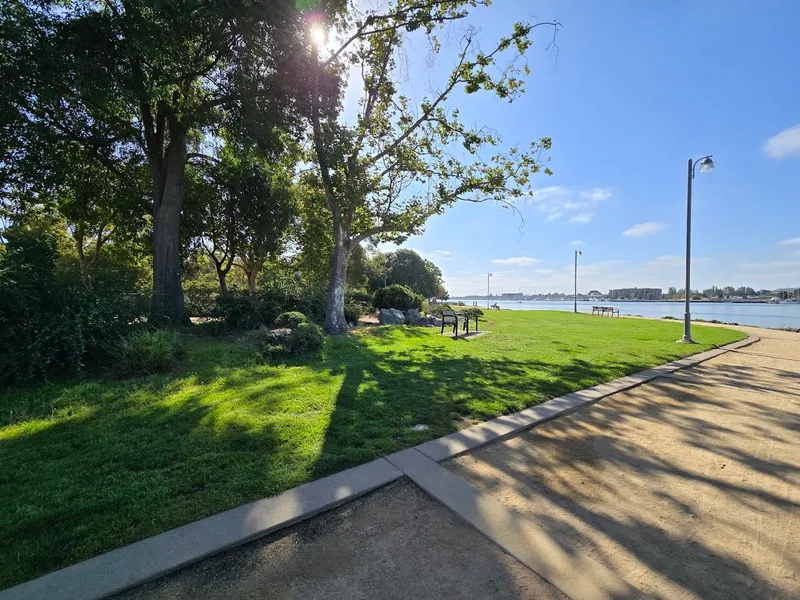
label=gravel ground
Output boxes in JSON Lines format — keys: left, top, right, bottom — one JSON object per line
{"left": 447, "top": 326, "right": 800, "bottom": 599}
{"left": 116, "top": 480, "right": 565, "bottom": 600}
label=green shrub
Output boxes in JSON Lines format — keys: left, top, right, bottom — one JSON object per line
{"left": 112, "top": 329, "right": 183, "bottom": 377}
{"left": 184, "top": 280, "right": 219, "bottom": 317}
{"left": 425, "top": 303, "right": 452, "bottom": 318}
{"left": 372, "top": 284, "right": 423, "bottom": 311}
{"left": 344, "top": 303, "right": 360, "bottom": 325}
{"left": 0, "top": 226, "right": 145, "bottom": 383}
{"left": 291, "top": 321, "right": 324, "bottom": 354}
{"left": 463, "top": 307, "right": 484, "bottom": 318}
{"left": 214, "top": 290, "right": 262, "bottom": 330}
{"left": 259, "top": 276, "right": 327, "bottom": 324}
{"left": 347, "top": 289, "right": 374, "bottom": 304}
{"left": 274, "top": 311, "right": 310, "bottom": 329}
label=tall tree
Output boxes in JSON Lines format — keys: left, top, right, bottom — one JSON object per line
{"left": 384, "top": 249, "right": 438, "bottom": 298}
{"left": 190, "top": 144, "right": 296, "bottom": 295}
{"left": 308, "top": 2, "right": 558, "bottom": 332}
{"left": 5, "top": 0, "right": 307, "bottom": 323}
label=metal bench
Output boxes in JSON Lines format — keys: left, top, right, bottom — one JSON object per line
{"left": 441, "top": 310, "right": 479, "bottom": 337}
{"left": 592, "top": 306, "right": 620, "bottom": 317}
{"left": 441, "top": 309, "right": 460, "bottom": 337}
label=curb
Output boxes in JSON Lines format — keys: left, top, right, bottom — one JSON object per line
{"left": 0, "top": 332, "right": 758, "bottom": 600}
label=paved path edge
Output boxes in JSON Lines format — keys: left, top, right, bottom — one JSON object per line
{"left": 0, "top": 332, "right": 758, "bottom": 600}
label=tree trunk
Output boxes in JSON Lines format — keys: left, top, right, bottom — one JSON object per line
{"left": 150, "top": 125, "right": 190, "bottom": 325}
{"left": 324, "top": 226, "right": 351, "bottom": 334}
{"left": 247, "top": 266, "right": 258, "bottom": 295}
{"left": 217, "top": 269, "right": 229, "bottom": 296}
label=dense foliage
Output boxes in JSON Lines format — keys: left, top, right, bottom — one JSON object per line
{"left": 213, "top": 274, "right": 327, "bottom": 331}
{"left": 0, "top": 226, "right": 145, "bottom": 383}
{"left": 274, "top": 311, "right": 311, "bottom": 329}
{"left": 112, "top": 329, "right": 183, "bottom": 378}
{"left": 372, "top": 284, "right": 424, "bottom": 311}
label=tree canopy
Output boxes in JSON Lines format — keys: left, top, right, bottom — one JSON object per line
{"left": 307, "top": 0, "right": 558, "bottom": 331}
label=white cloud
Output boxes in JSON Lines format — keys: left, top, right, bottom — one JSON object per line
{"left": 778, "top": 237, "right": 800, "bottom": 246}
{"left": 530, "top": 186, "right": 612, "bottom": 223}
{"left": 623, "top": 222, "right": 665, "bottom": 238}
{"left": 491, "top": 256, "right": 541, "bottom": 266}
{"left": 535, "top": 269, "right": 555, "bottom": 274}
{"left": 763, "top": 124, "right": 800, "bottom": 159}
{"left": 529, "top": 185, "right": 569, "bottom": 201}
{"left": 570, "top": 240, "right": 585, "bottom": 246}
{"left": 426, "top": 250, "right": 453, "bottom": 259}
{"left": 570, "top": 212, "right": 595, "bottom": 224}
{"left": 647, "top": 255, "right": 683, "bottom": 267}
{"left": 580, "top": 188, "right": 612, "bottom": 202}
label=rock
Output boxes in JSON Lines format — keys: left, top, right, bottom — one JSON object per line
{"left": 428, "top": 316, "right": 442, "bottom": 327}
{"left": 379, "top": 308, "right": 405, "bottom": 325}
{"left": 266, "top": 328, "right": 293, "bottom": 346}
{"left": 403, "top": 309, "right": 423, "bottom": 325}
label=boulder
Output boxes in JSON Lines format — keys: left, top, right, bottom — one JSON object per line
{"left": 266, "top": 327, "right": 293, "bottom": 346}
{"left": 379, "top": 308, "right": 405, "bottom": 325}
{"left": 403, "top": 309, "right": 423, "bottom": 325}
{"left": 428, "top": 316, "right": 442, "bottom": 327}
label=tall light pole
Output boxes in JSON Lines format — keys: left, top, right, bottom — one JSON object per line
{"left": 487, "top": 273, "right": 492, "bottom": 308}
{"left": 680, "top": 155, "right": 715, "bottom": 343}
{"left": 573, "top": 250, "right": 582, "bottom": 313}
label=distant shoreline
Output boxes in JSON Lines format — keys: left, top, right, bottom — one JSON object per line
{"left": 450, "top": 298, "right": 779, "bottom": 304}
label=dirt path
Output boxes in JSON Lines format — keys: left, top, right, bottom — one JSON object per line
{"left": 447, "top": 326, "right": 800, "bottom": 599}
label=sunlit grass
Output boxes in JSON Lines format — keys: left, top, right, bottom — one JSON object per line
{"left": 0, "top": 312, "right": 743, "bottom": 588}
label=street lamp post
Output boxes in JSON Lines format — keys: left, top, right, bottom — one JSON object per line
{"left": 680, "top": 155, "right": 715, "bottom": 343}
{"left": 487, "top": 273, "right": 492, "bottom": 308}
{"left": 573, "top": 250, "right": 582, "bottom": 313}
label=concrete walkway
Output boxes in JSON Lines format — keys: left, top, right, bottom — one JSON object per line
{"left": 117, "top": 326, "right": 799, "bottom": 600}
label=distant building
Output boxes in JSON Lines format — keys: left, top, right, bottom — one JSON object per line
{"left": 587, "top": 290, "right": 603, "bottom": 297}
{"left": 608, "top": 287, "right": 662, "bottom": 300}
{"left": 501, "top": 292, "right": 524, "bottom": 299}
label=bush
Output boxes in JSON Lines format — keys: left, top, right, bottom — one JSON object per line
{"left": 344, "top": 303, "right": 360, "bottom": 325}
{"left": 0, "top": 226, "right": 145, "bottom": 383}
{"left": 425, "top": 303, "right": 452, "bottom": 318}
{"left": 214, "top": 290, "right": 262, "bottom": 331}
{"left": 347, "top": 289, "right": 374, "bottom": 304}
{"left": 112, "top": 329, "right": 183, "bottom": 377}
{"left": 291, "top": 321, "right": 324, "bottom": 354}
{"left": 372, "top": 284, "right": 423, "bottom": 311}
{"left": 274, "top": 311, "right": 310, "bottom": 329}
{"left": 463, "top": 307, "right": 484, "bottom": 318}
{"left": 184, "top": 280, "right": 219, "bottom": 317}
{"left": 213, "top": 273, "right": 328, "bottom": 332}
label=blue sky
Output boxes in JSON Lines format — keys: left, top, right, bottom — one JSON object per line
{"left": 349, "top": 1, "right": 800, "bottom": 295}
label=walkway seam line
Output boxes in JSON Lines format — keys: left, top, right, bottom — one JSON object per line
{"left": 385, "top": 448, "right": 641, "bottom": 600}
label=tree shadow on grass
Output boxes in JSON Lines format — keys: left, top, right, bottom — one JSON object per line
{"left": 307, "top": 332, "right": 677, "bottom": 478}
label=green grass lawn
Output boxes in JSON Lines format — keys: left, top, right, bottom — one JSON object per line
{"left": 0, "top": 311, "right": 743, "bottom": 588}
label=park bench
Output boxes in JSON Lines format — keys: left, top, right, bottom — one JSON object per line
{"left": 592, "top": 305, "right": 620, "bottom": 317}
{"left": 440, "top": 310, "right": 480, "bottom": 337}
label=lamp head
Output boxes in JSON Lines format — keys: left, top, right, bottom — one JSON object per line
{"left": 699, "top": 156, "right": 714, "bottom": 173}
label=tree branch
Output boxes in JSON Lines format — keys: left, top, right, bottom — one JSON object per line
{"left": 310, "top": 46, "right": 340, "bottom": 222}
{"left": 186, "top": 153, "right": 221, "bottom": 164}
{"left": 365, "top": 35, "right": 472, "bottom": 166}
